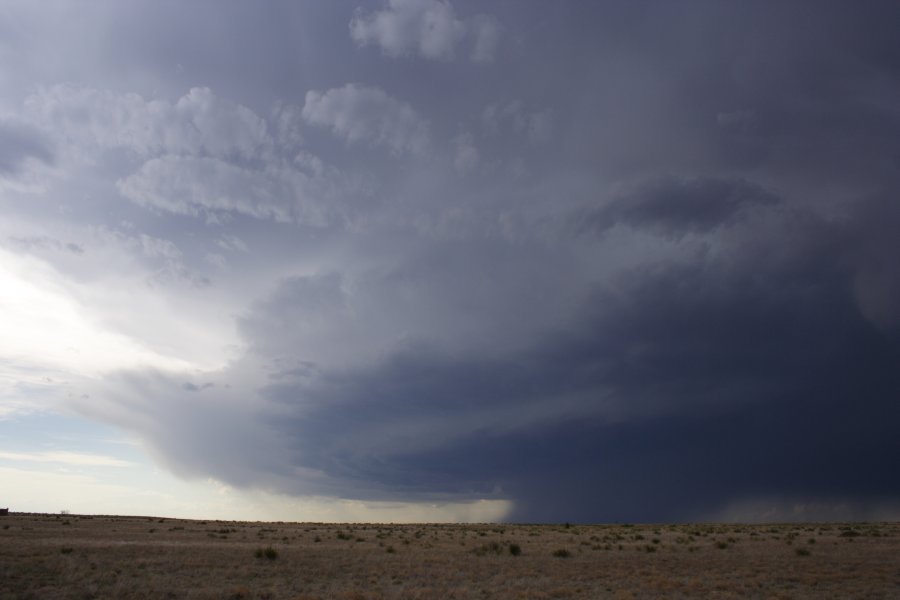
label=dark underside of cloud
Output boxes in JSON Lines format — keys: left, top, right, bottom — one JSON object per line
{"left": 96, "top": 188, "right": 899, "bottom": 523}
{"left": 254, "top": 198, "right": 900, "bottom": 522}
{"left": 576, "top": 176, "right": 782, "bottom": 238}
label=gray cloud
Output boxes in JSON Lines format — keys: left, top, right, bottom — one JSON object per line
{"left": 182, "top": 381, "right": 214, "bottom": 392}
{"left": 4, "top": 0, "right": 900, "bottom": 523}
{"left": 577, "top": 176, "right": 782, "bottom": 239}
{"left": 0, "top": 119, "right": 53, "bottom": 176}
{"left": 8, "top": 235, "right": 83, "bottom": 255}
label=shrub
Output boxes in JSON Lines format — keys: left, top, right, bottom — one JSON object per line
{"left": 255, "top": 546, "right": 278, "bottom": 560}
{"left": 796, "top": 547, "right": 811, "bottom": 556}
{"left": 60, "top": 548, "right": 74, "bottom": 554}
{"left": 552, "top": 548, "right": 571, "bottom": 558}
{"left": 509, "top": 543, "right": 522, "bottom": 556}
{"left": 473, "top": 541, "right": 503, "bottom": 556}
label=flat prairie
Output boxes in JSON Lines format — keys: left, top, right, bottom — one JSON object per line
{"left": 1, "top": 514, "right": 898, "bottom": 599}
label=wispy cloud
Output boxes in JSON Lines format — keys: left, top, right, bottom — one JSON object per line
{"left": 0, "top": 451, "right": 135, "bottom": 467}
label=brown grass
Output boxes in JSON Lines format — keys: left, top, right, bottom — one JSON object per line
{"left": 1, "top": 515, "right": 898, "bottom": 599}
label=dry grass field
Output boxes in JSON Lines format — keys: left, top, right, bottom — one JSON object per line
{"left": 0, "top": 513, "right": 898, "bottom": 599}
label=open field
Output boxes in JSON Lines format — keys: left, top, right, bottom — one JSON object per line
{"left": 1, "top": 514, "right": 898, "bottom": 599}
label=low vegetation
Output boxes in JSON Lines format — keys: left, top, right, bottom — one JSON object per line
{"left": 254, "top": 546, "right": 278, "bottom": 560}
{"left": 0, "top": 514, "right": 897, "bottom": 598}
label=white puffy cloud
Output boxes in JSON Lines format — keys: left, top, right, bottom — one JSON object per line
{"left": 350, "top": 0, "right": 464, "bottom": 61}
{"left": 302, "top": 84, "right": 430, "bottom": 156}
{"left": 16, "top": 85, "right": 358, "bottom": 226}
{"left": 350, "top": 0, "right": 498, "bottom": 63}
{"left": 118, "top": 156, "right": 291, "bottom": 222}
{"left": 117, "top": 155, "right": 347, "bottom": 226}
{"left": 173, "top": 87, "right": 270, "bottom": 159}
{"left": 272, "top": 102, "right": 305, "bottom": 150}
{"left": 24, "top": 85, "right": 269, "bottom": 160}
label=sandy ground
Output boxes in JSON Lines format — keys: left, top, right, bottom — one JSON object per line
{"left": 1, "top": 514, "right": 898, "bottom": 599}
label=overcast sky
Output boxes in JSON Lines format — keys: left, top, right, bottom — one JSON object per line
{"left": 1, "top": 0, "right": 899, "bottom": 523}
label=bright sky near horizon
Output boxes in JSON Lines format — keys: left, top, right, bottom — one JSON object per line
{"left": 1, "top": 0, "right": 899, "bottom": 523}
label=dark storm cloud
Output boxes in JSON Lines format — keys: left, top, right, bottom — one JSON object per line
{"left": 548, "top": 1, "right": 900, "bottom": 187}
{"left": 240, "top": 193, "right": 900, "bottom": 520}
{"left": 576, "top": 176, "right": 781, "bottom": 238}
{"left": 110, "top": 187, "right": 883, "bottom": 521}
{"left": 8, "top": 0, "right": 900, "bottom": 522}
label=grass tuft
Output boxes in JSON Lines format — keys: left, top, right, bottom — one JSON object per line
{"left": 255, "top": 546, "right": 278, "bottom": 560}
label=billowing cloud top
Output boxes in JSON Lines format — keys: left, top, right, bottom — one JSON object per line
{"left": 1, "top": 0, "right": 899, "bottom": 523}
{"left": 350, "top": 0, "right": 499, "bottom": 62}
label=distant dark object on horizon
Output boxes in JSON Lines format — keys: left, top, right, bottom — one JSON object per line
{"left": 0, "top": 508, "right": 9, "bottom": 516}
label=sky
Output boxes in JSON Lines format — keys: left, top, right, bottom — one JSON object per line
{"left": 1, "top": 0, "right": 899, "bottom": 524}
